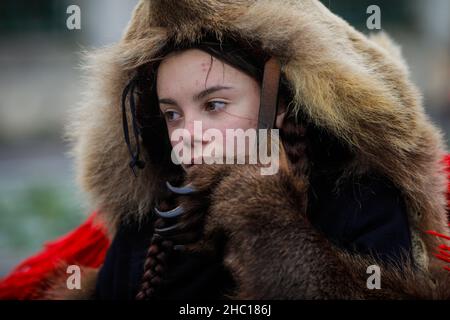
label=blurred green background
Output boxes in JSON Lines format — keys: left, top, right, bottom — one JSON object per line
{"left": 0, "top": 0, "right": 449, "bottom": 276}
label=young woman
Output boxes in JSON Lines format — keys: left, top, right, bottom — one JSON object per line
{"left": 88, "top": 0, "right": 450, "bottom": 299}
{"left": 1, "top": 0, "right": 450, "bottom": 300}
{"left": 94, "top": 36, "right": 423, "bottom": 300}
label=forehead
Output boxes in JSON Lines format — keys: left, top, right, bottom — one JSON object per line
{"left": 156, "top": 49, "right": 252, "bottom": 94}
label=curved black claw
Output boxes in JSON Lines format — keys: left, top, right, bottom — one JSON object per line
{"left": 154, "top": 205, "right": 185, "bottom": 219}
{"left": 154, "top": 222, "right": 183, "bottom": 237}
{"left": 166, "top": 181, "right": 196, "bottom": 195}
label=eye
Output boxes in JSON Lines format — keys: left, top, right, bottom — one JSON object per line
{"left": 163, "top": 110, "right": 182, "bottom": 122}
{"left": 205, "top": 100, "right": 227, "bottom": 112}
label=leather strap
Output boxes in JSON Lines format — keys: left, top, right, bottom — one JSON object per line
{"left": 258, "top": 57, "right": 281, "bottom": 130}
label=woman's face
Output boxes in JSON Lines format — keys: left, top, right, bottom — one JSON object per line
{"left": 156, "top": 48, "right": 283, "bottom": 168}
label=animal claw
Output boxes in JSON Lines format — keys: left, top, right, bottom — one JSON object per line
{"left": 154, "top": 205, "right": 185, "bottom": 218}
{"left": 154, "top": 222, "right": 183, "bottom": 236}
{"left": 166, "top": 181, "right": 196, "bottom": 195}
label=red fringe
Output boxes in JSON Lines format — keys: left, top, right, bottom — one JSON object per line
{"left": 427, "top": 230, "right": 450, "bottom": 241}
{"left": 427, "top": 224, "right": 450, "bottom": 272}
{"left": 0, "top": 212, "right": 110, "bottom": 300}
{"left": 425, "top": 154, "right": 450, "bottom": 272}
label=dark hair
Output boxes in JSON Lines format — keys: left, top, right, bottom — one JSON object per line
{"left": 128, "top": 33, "right": 307, "bottom": 300}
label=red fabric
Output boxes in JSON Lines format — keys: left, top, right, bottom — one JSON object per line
{"left": 0, "top": 212, "right": 110, "bottom": 300}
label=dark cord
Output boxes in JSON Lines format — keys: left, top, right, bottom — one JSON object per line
{"left": 121, "top": 76, "right": 146, "bottom": 177}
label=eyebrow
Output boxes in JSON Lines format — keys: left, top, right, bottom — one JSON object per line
{"left": 158, "top": 85, "right": 233, "bottom": 106}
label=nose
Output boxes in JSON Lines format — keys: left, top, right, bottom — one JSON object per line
{"left": 180, "top": 119, "right": 199, "bottom": 164}
{"left": 183, "top": 117, "right": 209, "bottom": 154}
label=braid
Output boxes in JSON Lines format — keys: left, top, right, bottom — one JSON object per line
{"left": 280, "top": 112, "right": 310, "bottom": 176}
{"left": 135, "top": 218, "right": 174, "bottom": 300}
{"left": 135, "top": 186, "right": 180, "bottom": 300}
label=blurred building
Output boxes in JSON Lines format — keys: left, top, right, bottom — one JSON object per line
{"left": 0, "top": 0, "right": 138, "bottom": 276}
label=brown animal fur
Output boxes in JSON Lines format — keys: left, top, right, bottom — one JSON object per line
{"left": 63, "top": 0, "right": 450, "bottom": 299}
{"left": 35, "top": 263, "right": 99, "bottom": 300}
{"left": 181, "top": 158, "right": 450, "bottom": 299}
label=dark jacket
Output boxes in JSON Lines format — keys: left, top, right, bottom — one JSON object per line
{"left": 95, "top": 172, "right": 413, "bottom": 299}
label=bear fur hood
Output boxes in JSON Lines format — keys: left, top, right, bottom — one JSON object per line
{"left": 65, "top": 0, "right": 450, "bottom": 298}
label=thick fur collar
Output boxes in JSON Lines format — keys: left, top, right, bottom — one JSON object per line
{"left": 194, "top": 163, "right": 450, "bottom": 299}
{"left": 65, "top": 0, "right": 449, "bottom": 273}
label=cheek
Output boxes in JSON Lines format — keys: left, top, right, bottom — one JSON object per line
{"left": 214, "top": 96, "right": 260, "bottom": 131}
{"left": 216, "top": 116, "right": 257, "bottom": 132}
{"left": 168, "top": 130, "right": 176, "bottom": 148}
{"left": 227, "top": 86, "right": 260, "bottom": 129}
{"left": 166, "top": 127, "right": 180, "bottom": 148}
